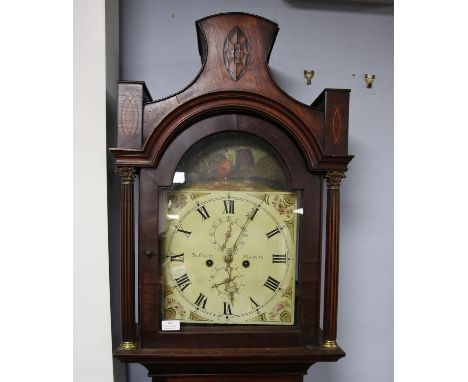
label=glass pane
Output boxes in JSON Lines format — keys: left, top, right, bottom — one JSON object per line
{"left": 160, "top": 131, "right": 299, "bottom": 327}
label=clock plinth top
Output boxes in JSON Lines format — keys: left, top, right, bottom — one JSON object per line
{"left": 114, "top": 343, "right": 345, "bottom": 378}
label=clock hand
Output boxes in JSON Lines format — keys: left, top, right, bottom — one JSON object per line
{"left": 211, "top": 265, "right": 241, "bottom": 305}
{"left": 229, "top": 291, "right": 235, "bottom": 305}
{"left": 217, "top": 207, "right": 259, "bottom": 305}
{"left": 211, "top": 276, "right": 231, "bottom": 288}
{"left": 225, "top": 267, "right": 239, "bottom": 305}
{"left": 220, "top": 222, "right": 233, "bottom": 251}
{"left": 211, "top": 273, "right": 239, "bottom": 289}
{"left": 211, "top": 279, "right": 230, "bottom": 288}
{"left": 227, "top": 207, "right": 257, "bottom": 257}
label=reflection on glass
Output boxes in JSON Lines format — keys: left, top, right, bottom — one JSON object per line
{"left": 172, "top": 171, "right": 186, "bottom": 184}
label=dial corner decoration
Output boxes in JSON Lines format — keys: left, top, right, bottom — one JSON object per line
{"left": 223, "top": 26, "right": 250, "bottom": 81}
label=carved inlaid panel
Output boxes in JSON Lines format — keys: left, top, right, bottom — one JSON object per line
{"left": 223, "top": 26, "right": 250, "bottom": 81}
{"left": 117, "top": 81, "right": 152, "bottom": 149}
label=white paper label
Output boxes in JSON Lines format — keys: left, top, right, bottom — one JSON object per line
{"left": 161, "top": 320, "right": 180, "bottom": 331}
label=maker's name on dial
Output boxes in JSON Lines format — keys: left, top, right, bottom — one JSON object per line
{"left": 191, "top": 252, "right": 213, "bottom": 259}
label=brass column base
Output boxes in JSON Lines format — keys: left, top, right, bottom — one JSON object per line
{"left": 118, "top": 341, "right": 138, "bottom": 351}
{"left": 322, "top": 340, "right": 338, "bottom": 349}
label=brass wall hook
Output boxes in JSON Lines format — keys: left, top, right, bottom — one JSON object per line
{"left": 364, "top": 74, "right": 375, "bottom": 88}
{"left": 304, "top": 70, "right": 315, "bottom": 85}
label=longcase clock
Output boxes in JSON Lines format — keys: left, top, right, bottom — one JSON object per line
{"left": 111, "top": 12, "right": 353, "bottom": 382}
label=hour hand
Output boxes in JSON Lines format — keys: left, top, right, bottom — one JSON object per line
{"left": 220, "top": 222, "right": 233, "bottom": 251}
{"left": 211, "top": 275, "right": 237, "bottom": 289}
{"left": 211, "top": 279, "right": 229, "bottom": 288}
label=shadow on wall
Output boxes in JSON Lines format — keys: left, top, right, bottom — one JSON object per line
{"left": 283, "top": 0, "right": 394, "bottom": 14}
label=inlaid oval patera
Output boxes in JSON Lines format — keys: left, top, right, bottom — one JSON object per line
{"left": 120, "top": 93, "right": 139, "bottom": 142}
{"left": 223, "top": 26, "right": 250, "bottom": 81}
{"left": 332, "top": 106, "right": 342, "bottom": 145}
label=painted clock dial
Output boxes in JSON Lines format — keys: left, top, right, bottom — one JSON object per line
{"left": 162, "top": 190, "right": 297, "bottom": 325}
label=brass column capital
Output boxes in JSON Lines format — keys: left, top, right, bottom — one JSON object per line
{"left": 115, "top": 166, "right": 137, "bottom": 184}
{"left": 325, "top": 170, "right": 346, "bottom": 189}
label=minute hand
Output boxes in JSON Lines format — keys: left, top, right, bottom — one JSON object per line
{"left": 229, "top": 208, "right": 257, "bottom": 254}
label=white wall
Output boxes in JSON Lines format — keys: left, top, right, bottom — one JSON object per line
{"left": 74, "top": 0, "right": 116, "bottom": 381}
{"left": 118, "top": 1, "right": 394, "bottom": 381}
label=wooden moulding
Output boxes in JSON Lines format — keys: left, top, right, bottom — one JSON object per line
{"left": 114, "top": 342, "right": 345, "bottom": 379}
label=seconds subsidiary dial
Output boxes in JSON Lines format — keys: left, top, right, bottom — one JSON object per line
{"left": 162, "top": 190, "right": 297, "bottom": 325}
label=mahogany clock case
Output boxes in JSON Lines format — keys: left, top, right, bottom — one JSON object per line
{"left": 111, "top": 11, "right": 352, "bottom": 379}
